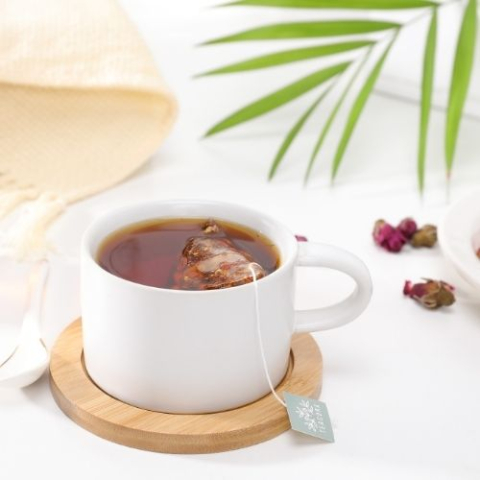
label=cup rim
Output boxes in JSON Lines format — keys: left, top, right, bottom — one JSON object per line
{"left": 81, "top": 199, "right": 298, "bottom": 295}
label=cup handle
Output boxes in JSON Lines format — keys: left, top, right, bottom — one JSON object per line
{"left": 294, "top": 242, "right": 373, "bottom": 333}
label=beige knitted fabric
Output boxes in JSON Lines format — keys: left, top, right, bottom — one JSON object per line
{"left": 0, "top": 0, "right": 177, "bottom": 259}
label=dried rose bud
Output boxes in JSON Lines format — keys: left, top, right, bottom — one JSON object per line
{"left": 295, "top": 235, "right": 308, "bottom": 242}
{"left": 373, "top": 219, "right": 406, "bottom": 253}
{"left": 403, "top": 279, "right": 455, "bottom": 309}
{"left": 397, "top": 217, "right": 417, "bottom": 240}
{"left": 410, "top": 224, "right": 437, "bottom": 248}
{"left": 476, "top": 248, "right": 480, "bottom": 259}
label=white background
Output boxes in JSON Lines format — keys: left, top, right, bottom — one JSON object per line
{"left": 1, "top": 1, "right": 480, "bottom": 479}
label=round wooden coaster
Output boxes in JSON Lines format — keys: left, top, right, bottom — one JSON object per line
{"left": 49, "top": 319, "right": 322, "bottom": 454}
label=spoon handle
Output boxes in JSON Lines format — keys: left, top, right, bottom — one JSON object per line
{"left": 20, "top": 261, "right": 50, "bottom": 340}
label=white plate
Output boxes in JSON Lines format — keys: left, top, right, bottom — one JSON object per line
{"left": 439, "top": 190, "right": 480, "bottom": 290}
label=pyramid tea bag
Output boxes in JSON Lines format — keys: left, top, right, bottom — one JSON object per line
{"left": 172, "top": 220, "right": 266, "bottom": 290}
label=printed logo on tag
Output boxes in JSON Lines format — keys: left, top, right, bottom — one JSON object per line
{"left": 284, "top": 392, "right": 335, "bottom": 442}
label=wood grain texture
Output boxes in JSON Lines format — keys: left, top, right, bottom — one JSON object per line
{"left": 49, "top": 319, "right": 322, "bottom": 454}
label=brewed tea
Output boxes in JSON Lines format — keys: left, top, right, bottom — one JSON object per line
{"left": 97, "top": 217, "right": 279, "bottom": 290}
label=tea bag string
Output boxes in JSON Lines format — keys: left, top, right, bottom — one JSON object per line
{"left": 248, "top": 264, "right": 286, "bottom": 408}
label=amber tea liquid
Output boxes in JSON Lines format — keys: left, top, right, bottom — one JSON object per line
{"left": 97, "top": 218, "right": 279, "bottom": 290}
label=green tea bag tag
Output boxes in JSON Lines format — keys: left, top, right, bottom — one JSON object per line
{"left": 284, "top": 392, "right": 335, "bottom": 442}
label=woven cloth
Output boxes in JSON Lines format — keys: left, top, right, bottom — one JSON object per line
{"left": 0, "top": 0, "right": 177, "bottom": 259}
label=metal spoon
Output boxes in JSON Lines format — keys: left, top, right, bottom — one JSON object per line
{"left": 0, "top": 261, "right": 49, "bottom": 388}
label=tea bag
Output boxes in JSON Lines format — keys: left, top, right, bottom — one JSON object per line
{"left": 172, "top": 219, "right": 265, "bottom": 290}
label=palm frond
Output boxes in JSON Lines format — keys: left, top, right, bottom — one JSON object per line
{"left": 201, "top": 0, "right": 478, "bottom": 190}
{"left": 304, "top": 48, "right": 373, "bottom": 184}
{"left": 445, "top": 0, "right": 477, "bottom": 176}
{"left": 197, "top": 41, "right": 372, "bottom": 76}
{"left": 418, "top": 8, "right": 437, "bottom": 193}
{"left": 201, "top": 20, "right": 400, "bottom": 45}
{"left": 204, "top": 62, "right": 350, "bottom": 137}
{"left": 268, "top": 86, "right": 333, "bottom": 179}
{"left": 222, "top": 0, "right": 437, "bottom": 9}
{"left": 331, "top": 33, "right": 398, "bottom": 181}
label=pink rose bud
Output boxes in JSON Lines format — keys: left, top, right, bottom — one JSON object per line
{"left": 403, "top": 279, "right": 455, "bottom": 309}
{"left": 295, "top": 235, "right": 308, "bottom": 242}
{"left": 397, "top": 217, "right": 418, "bottom": 240}
{"left": 373, "top": 219, "right": 406, "bottom": 253}
{"left": 387, "top": 230, "right": 407, "bottom": 253}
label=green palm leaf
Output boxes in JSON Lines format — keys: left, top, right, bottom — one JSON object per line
{"left": 204, "top": 62, "right": 350, "bottom": 137}
{"left": 304, "top": 49, "right": 372, "bottom": 184}
{"left": 197, "top": 41, "right": 372, "bottom": 76}
{"left": 201, "top": 0, "right": 477, "bottom": 189}
{"left": 223, "top": 0, "right": 436, "bottom": 9}
{"left": 445, "top": 0, "right": 477, "bottom": 176}
{"left": 331, "top": 34, "right": 398, "bottom": 180}
{"left": 418, "top": 8, "right": 437, "bottom": 193}
{"left": 202, "top": 20, "right": 400, "bottom": 44}
{"left": 268, "top": 86, "right": 333, "bottom": 180}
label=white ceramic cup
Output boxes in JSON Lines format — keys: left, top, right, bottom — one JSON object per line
{"left": 81, "top": 200, "right": 372, "bottom": 413}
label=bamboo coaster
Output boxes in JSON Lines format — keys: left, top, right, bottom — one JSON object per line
{"left": 50, "top": 319, "right": 322, "bottom": 454}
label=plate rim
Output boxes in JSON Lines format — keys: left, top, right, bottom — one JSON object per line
{"left": 439, "top": 189, "right": 480, "bottom": 290}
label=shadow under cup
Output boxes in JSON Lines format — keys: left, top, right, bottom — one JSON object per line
{"left": 80, "top": 200, "right": 299, "bottom": 414}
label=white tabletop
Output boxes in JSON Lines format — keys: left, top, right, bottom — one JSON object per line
{"left": 1, "top": 1, "right": 480, "bottom": 479}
